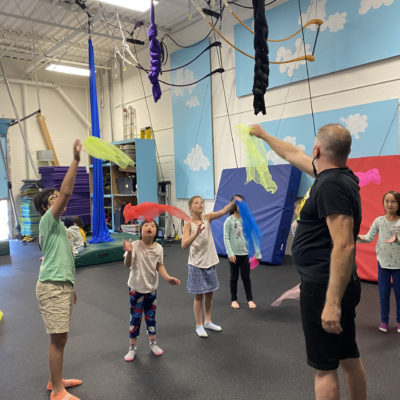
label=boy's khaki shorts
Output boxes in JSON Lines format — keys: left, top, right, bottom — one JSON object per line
{"left": 36, "top": 281, "right": 74, "bottom": 334}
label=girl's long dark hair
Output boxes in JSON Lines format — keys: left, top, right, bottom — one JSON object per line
{"left": 230, "top": 194, "right": 245, "bottom": 215}
{"left": 383, "top": 191, "right": 400, "bottom": 216}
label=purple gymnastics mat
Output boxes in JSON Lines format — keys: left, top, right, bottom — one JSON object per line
{"left": 211, "top": 165, "right": 301, "bottom": 265}
{"left": 39, "top": 166, "right": 91, "bottom": 225}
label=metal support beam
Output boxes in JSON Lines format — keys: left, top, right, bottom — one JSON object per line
{"left": 0, "top": 77, "right": 91, "bottom": 131}
{"left": 25, "top": 29, "right": 83, "bottom": 74}
{"left": 0, "top": 11, "right": 122, "bottom": 41}
{"left": 0, "top": 61, "right": 39, "bottom": 182}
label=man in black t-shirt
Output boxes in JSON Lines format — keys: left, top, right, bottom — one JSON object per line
{"left": 250, "top": 123, "right": 366, "bottom": 400}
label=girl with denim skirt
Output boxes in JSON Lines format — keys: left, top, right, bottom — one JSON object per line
{"left": 182, "top": 195, "right": 236, "bottom": 337}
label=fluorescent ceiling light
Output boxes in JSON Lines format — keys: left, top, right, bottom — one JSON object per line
{"left": 98, "top": 0, "right": 158, "bottom": 13}
{"left": 46, "top": 64, "right": 90, "bottom": 77}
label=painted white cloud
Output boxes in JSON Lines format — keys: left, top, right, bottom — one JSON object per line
{"left": 173, "top": 68, "right": 196, "bottom": 97}
{"left": 340, "top": 113, "right": 368, "bottom": 140}
{"left": 359, "top": 0, "right": 394, "bottom": 15}
{"left": 276, "top": 38, "right": 312, "bottom": 77}
{"left": 299, "top": 0, "right": 347, "bottom": 32}
{"left": 268, "top": 136, "right": 306, "bottom": 164}
{"left": 184, "top": 144, "right": 210, "bottom": 171}
{"left": 185, "top": 96, "right": 200, "bottom": 108}
{"left": 324, "top": 12, "right": 347, "bottom": 32}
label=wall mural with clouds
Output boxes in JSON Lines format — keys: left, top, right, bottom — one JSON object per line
{"left": 234, "top": 0, "right": 400, "bottom": 96}
{"left": 171, "top": 39, "right": 214, "bottom": 199}
{"left": 258, "top": 98, "right": 399, "bottom": 196}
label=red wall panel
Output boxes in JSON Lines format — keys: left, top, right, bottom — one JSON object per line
{"left": 348, "top": 155, "right": 400, "bottom": 282}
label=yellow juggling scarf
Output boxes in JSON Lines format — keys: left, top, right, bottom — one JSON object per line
{"left": 84, "top": 137, "right": 135, "bottom": 170}
{"left": 236, "top": 124, "right": 277, "bottom": 194}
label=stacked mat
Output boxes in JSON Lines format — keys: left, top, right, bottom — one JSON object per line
{"left": 19, "top": 180, "right": 40, "bottom": 238}
{"left": 39, "top": 166, "right": 91, "bottom": 225}
{"left": 20, "top": 196, "right": 40, "bottom": 237}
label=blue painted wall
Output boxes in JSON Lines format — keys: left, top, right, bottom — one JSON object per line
{"left": 257, "top": 98, "right": 399, "bottom": 196}
{"left": 234, "top": 0, "right": 400, "bottom": 96}
{"left": 171, "top": 39, "right": 215, "bottom": 199}
{"left": 134, "top": 139, "right": 158, "bottom": 204}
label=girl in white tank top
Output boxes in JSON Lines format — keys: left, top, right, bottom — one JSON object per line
{"left": 181, "top": 195, "right": 236, "bottom": 338}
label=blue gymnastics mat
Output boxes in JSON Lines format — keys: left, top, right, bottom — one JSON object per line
{"left": 211, "top": 165, "right": 301, "bottom": 265}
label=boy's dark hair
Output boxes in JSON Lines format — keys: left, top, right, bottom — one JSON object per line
{"left": 33, "top": 188, "right": 56, "bottom": 216}
{"left": 230, "top": 194, "right": 245, "bottom": 214}
{"left": 73, "top": 216, "right": 84, "bottom": 229}
{"left": 383, "top": 191, "right": 400, "bottom": 216}
{"left": 139, "top": 220, "right": 159, "bottom": 243}
{"left": 63, "top": 216, "right": 74, "bottom": 228}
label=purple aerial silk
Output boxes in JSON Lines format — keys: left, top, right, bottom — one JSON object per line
{"left": 147, "top": 0, "right": 162, "bottom": 102}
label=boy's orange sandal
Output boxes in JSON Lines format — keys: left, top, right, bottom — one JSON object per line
{"left": 50, "top": 388, "right": 80, "bottom": 400}
{"left": 47, "top": 379, "right": 82, "bottom": 391}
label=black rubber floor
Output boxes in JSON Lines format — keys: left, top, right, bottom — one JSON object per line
{"left": 0, "top": 240, "right": 399, "bottom": 399}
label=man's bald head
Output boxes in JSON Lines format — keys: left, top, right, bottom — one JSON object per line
{"left": 316, "top": 123, "right": 352, "bottom": 164}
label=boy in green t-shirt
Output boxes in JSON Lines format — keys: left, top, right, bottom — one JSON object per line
{"left": 33, "top": 140, "right": 82, "bottom": 400}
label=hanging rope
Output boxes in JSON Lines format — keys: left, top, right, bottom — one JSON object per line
{"left": 159, "top": 68, "right": 224, "bottom": 87}
{"left": 208, "top": 12, "right": 238, "bottom": 167}
{"left": 134, "top": 42, "right": 222, "bottom": 74}
{"left": 222, "top": 0, "right": 323, "bottom": 42}
{"left": 252, "top": 0, "right": 269, "bottom": 115}
{"left": 297, "top": 0, "right": 316, "bottom": 136}
{"left": 98, "top": 1, "right": 224, "bottom": 90}
{"left": 115, "top": 49, "right": 224, "bottom": 88}
{"left": 190, "top": 0, "right": 315, "bottom": 64}
{"left": 378, "top": 102, "right": 399, "bottom": 156}
{"left": 116, "top": 10, "right": 140, "bottom": 68}
{"left": 148, "top": 0, "right": 162, "bottom": 102}
{"left": 98, "top": 2, "right": 139, "bottom": 80}
{"left": 229, "top": 0, "right": 279, "bottom": 8}
{"left": 162, "top": 42, "right": 221, "bottom": 73}
{"left": 270, "top": 0, "right": 315, "bottom": 152}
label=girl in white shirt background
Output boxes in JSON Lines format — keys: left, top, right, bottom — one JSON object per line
{"left": 358, "top": 190, "right": 400, "bottom": 333}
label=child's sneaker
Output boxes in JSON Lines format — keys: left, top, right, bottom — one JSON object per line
{"left": 195, "top": 325, "right": 208, "bottom": 337}
{"left": 124, "top": 345, "right": 137, "bottom": 362}
{"left": 149, "top": 340, "right": 164, "bottom": 356}
{"left": 378, "top": 322, "right": 388, "bottom": 333}
{"left": 204, "top": 321, "right": 222, "bottom": 332}
{"left": 397, "top": 323, "right": 400, "bottom": 333}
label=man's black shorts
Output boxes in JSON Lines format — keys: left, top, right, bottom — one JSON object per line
{"left": 300, "top": 274, "right": 361, "bottom": 370}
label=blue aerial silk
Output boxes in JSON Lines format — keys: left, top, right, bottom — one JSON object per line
{"left": 88, "top": 38, "right": 113, "bottom": 244}
{"left": 235, "top": 199, "right": 261, "bottom": 259}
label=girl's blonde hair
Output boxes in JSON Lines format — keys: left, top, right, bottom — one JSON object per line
{"left": 188, "top": 195, "right": 203, "bottom": 210}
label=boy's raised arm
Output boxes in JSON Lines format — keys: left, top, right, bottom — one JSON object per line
{"left": 51, "top": 140, "right": 82, "bottom": 220}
